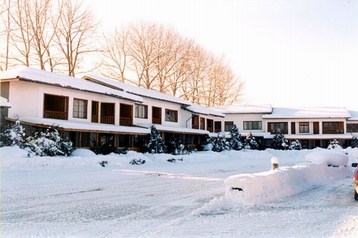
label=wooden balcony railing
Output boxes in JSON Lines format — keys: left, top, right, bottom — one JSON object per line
{"left": 43, "top": 110, "right": 67, "bottom": 120}
{"left": 91, "top": 115, "right": 99, "bottom": 123}
{"left": 120, "top": 117, "right": 132, "bottom": 126}
{"left": 152, "top": 118, "right": 161, "bottom": 124}
{"left": 100, "top": 116, "right": 114, "bottom": 125}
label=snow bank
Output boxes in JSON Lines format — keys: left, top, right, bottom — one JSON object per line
{"left": 192, "top": 149, "right": 352, "bottom": 215}
{"left": 305, "top": 149, "right": 348, "bottom": 166}
{"left": 223, "top": 163, "right": 349, "bottom": 205}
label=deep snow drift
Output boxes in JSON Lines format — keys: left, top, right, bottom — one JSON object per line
{"left": 1, "top": 146, "right": 358, "bottom": 238}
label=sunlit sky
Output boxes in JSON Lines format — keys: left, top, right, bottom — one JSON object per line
{"left": 85, "top": 0, "right": 358, "bottom": 110}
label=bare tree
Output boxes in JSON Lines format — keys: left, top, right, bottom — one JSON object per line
{"left": 24, "top": 0, "right": 58, "bottom": 71}
{"left": 54, "top": 0, "right": 99, "bottom": 76}
{"left": 97, "top": 21, "right": 246, "bottom": 106}
{"left": 97, "top": 27, "right": 130, "bottom": 82}
{"left": 1, "top": 0, "right": 12, "bottom": 70}
{"left": 7, "top": 0, "right": 34, "bottom": 67}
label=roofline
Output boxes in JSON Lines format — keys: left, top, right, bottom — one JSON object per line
{"left": 83, "top": 75, "right": 190, "bottom": 106}
{"left": 17, "top": 76, "right": 142, "bottom": 103}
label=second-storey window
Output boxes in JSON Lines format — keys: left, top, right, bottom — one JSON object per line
{"left": 165, "top": 109, "right": 178, "bottom": 122}
{"left": 268, "top": 122, "right": 288, "bottom": 134}
{"left": 347, "top": 123, "right": 358, "bottom": 132}
{"left": 323, "top": 122, "right": 344, "bottom": 134}
{"left": 73, "top": 98, "right": 87, "bottom": 119}
{"left": 225, "top": 121, "right": 234, "bottom": 132}
{"left": 244, "top": 121, "right": 262, "bottom": 130}
{"left": 299, "top": 122, "right": 309, "bottom": 133}
{"left": 200, "top": 118, "right": 205, "bottom": 130}
{"left": 135, "top": 104, "right": 148, "bottom": 119}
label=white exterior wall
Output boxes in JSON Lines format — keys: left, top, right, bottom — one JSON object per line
{"left": 8, "top": 81, "right": 41, "bottom": 118}
{"left": 8, "top": 81, "right": 138, "bottom": 126}
{"left": 134, "top": 97, "right": 192, "bottom": 128}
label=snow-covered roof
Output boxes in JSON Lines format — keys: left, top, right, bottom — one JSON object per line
{"left": 184, "top": 103, "right": 225, "bottom": 118}
{"left": 1, "top": 97, "right": 11, "bottom": 108}
{"left": 14, "top": 117, "right": 150, "bottom": 134}
{"left": 348, "top": 110, "right": 358, "bottom": 121}
{"left": 262, "top": 107, "right": 351, "bottom": 119}
{"left": 83, "top": 74, "right": 190, "bottom": 106}
{"left": 1, "top": 67, "right": 143, "bottom": 103}
{"left": 210, "top": 104, "right": 273, "bottom": 114}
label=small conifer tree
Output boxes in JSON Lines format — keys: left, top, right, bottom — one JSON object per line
{"left": 229, "top": 124, "right": 242, "bottom": 150}
{"left": 143, "top": 125, "right": 166, "bottom": 153}
{"left": 212, "top": 133, "right": 230, "bottom": 152}
{"left": 272, "top": 128, "right": 288, "bottom": 150}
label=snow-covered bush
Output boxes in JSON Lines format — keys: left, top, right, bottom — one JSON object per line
{"left": 351, "top": 136, "right": 358, "bottom": 148}
{"left": 0, "top": 120, "right": 26, "bottom": 147}
{"left": 142, "top": 125, "right": 166, "bottom": 154}
{"left": 99, "top": 161, "right": 108, "bottom": 167}
{"left": 199, "top": 134, "right": 213, "bottom": 151}
{"left": 167, "top": 138, "right": 191, "bottom": 155}
{"left": 90, "top": 137, "right": 119, "bottom": 155}
{"left": 212, "top": 133, "right": 230, "bottom": 152}
{"left": 244, "top": 133, "right": 259, "bottom": 150}
{"left": 129, "top": 158, "right": 145, "bottom": 165}
{"left": 327, "top": 139, "right": 342, "bottom": 150}
{"left": 272, "top": 128, "right": 288, "bottom": 150}
{"left": 289, "top": 140, "right": 302, "bottom": 150}
{"left": 24, "top": 127, "right": 72, "bottom": 156}
{"left": 229, "top": 124, "right": 242, "bottom": 150}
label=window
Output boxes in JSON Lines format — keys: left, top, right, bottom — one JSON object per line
{"left": 299, "top": 122, "right": 309, "bottom": 133}
{"left": 73, "top": 98, "right": 87, "bottom": 119}
{"left": 225, "top": 121, "right": 234, "bottom": 132}
{"left": 347, "top": 123, "right": 358, "bottom": 132}
{"left": 135, "top": 104, "right": 148, "bottom": 119}
{"left": 207, "top": 119, "right": 214, "bottom": 132}
{"left": 165, "top": 109, "right": 178, "bottom": 122}
{"left": 91, "top": 101, "right": 99, "bottom": 123}
{"left": 323, "top": 122, "right": 344, "bottom": 134}
{"left": 200, "top": 118, "right": 205, "bottom": 130}
{"left": 243, "top": 121, "right": 262, "bottom": 130}
{"left": 215, "top": 121, "right": 222, "bottom": 133}
{"left": 192, "top": 115, "right": 199, "bottom": 129}
{"left": 268, "top": 122, "right": 288, "bottom": 134}
{"left": 43, "top": 94, "right": 68, "bottom": 120}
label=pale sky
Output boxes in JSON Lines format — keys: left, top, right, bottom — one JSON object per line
{"left": 85, "top": 0, "right": 358, "bottom": 110}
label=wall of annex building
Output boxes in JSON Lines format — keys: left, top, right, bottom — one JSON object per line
{"left": 219, "top": 113, "right": 267, "bottom": 133}
{"left": 263, "top": 118, "right": 347, "bottom": 135}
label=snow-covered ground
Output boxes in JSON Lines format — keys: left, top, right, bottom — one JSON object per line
{"left": 2, "top": 147, "right": 358, "bottom": 238}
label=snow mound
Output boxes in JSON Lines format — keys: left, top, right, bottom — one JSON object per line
{"left": 71, "top": 148, "right": 96, "bottom": 157}
{"left": 0, "top": 146, "right": 28, "bottom": 158}
{"left": 305, "top": 149, "right": 348, "bottom": 166}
